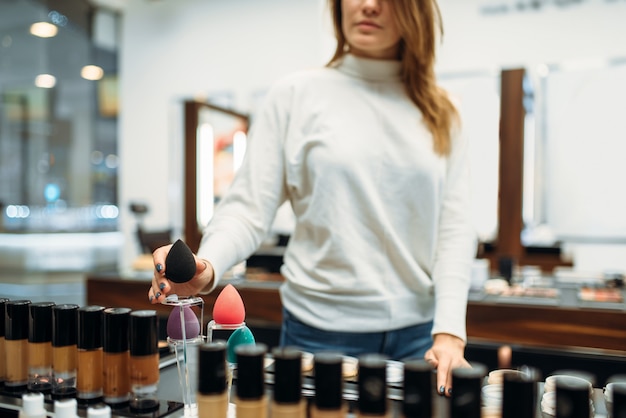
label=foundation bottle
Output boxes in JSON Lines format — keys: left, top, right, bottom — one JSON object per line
{"left": 52, "top": 304, "right": 79, "bottom": 399}
{"left": 197, "top": 341, "right": 228, "bottom": 418}
{"left": 501, "top": 369, "right": 538, "bottom": 418}
{"left": 235, "top": 343, "right": 268, "bottom": 418}
{"left": 102, "top": 307, "right": 131, "bottom": 406}
{"left": 77, "top": 305, "right": 105, "bottom": 404}
{"left": 311, "top": 352, "right": 346, "bottom": 418}
{"left": 0, "top": 298, "right": 9, "bottom": 387}
{"left": 402, "top": 360, "right": 433, "bottom": 418}
{"left": 356, "top": 354, "right": 389, "bottom": 418}
{"left": 129, "top": 310, "right": 159, "bottom": 413}
{"left": 19, "top": 391, "right": 47, "bottom": 418}
{"left": 555, "top": 379, "right": 590, "bottom": 418}
{"left": 613, "top": 382, "right": 626, "bottom": 417}
{"left": 28, "top": 301, "right": 55, "bottom": 393}
{"left": 449, "top": 364, "right": 487, "bottom": 418}
{"left": 5, "top": 299, "right": 31, "bottom": 392}
{"left": 270, "top": 347, "right": 305, "bottom": 418}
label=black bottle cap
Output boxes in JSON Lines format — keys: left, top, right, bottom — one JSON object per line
{"left": 129, "top": 310, "right": 158, "bottom": 356}
{"left": 614, "top": 383, "right": 626, "bottom": 414}
{"left": 357, "top": 354, "right": 388, "bottom": 415}
{"left": 313, "top": 351, "right": 343, "bottom": 410}
{"left": 78, "top": 305, "right": 104, "bottom": 349}
{"left": 52, "top": 304, "right": 79, "bottom": 347}
{"left": 235, "top": 343, "right": 267, "bottom": 400}
{"left": 555, "top": 379, "right": 590, "bottom": 418}
{"left": 103, "top": 307, "right": 131, "bottom": 353}
{"left": 450, "top": 364, "right": 487, "bottom": 418}
{"left": 272, "top": 347, "right": 302, "bottom": 404}
{"left": 502, "top": 368, "right": 539, "bottom": 418}
{"left": 403, "top": 359, "right": 433, "bottom": 418}
{"left": 0, "top": 298, "right": 9, "bottom": 337}
{"left": 164, "top": 239, "right": 196, "bottom": 283}
{"left": 5, "top": 300, "right": 31, "bottom": 340}
{"left": 29, "top": 301, "right": 55, "bottom": 343}
{"left": 198, "top": 341, "right": 227, "bottom": 395}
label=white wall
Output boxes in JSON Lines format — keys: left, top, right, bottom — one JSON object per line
{"left": 118, "top": 0, "right": 626, "bottom": 272}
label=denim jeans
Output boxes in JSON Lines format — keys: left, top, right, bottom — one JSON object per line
{"left": 279, "top": 308, "right": 433, "bottom": 361}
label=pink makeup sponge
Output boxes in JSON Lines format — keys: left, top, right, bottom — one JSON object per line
{"left": 167, "top": 305, "right": 200, "bottom": 340}
{"left": 164, "top": 239, "right": 196, "bottom": 284}
{"left": 212, "top": 284, "right": 245, "bottom": 325}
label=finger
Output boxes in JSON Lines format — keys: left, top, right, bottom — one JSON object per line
{"left": 436, "top": 361, "right": 451, "bottom": 397}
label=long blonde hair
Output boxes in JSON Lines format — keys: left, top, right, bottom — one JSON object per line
{"left": 327, "top": 0, "right": 458, "bottom": 156}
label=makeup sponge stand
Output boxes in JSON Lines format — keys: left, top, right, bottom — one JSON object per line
{"left": 163, "top": 295, "right": 205, "bottom": 418}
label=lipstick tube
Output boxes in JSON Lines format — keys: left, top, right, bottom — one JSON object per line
{"left": 235, "top": 343, "right": 268, "bottom": 418}
{"left": 77, "top": 305, "right": 105, "bottom": 403}
{"left": 5, "top": 299, "right": 31, "bottom": 392}
{"left": 52, "top": 304, "right": 79, "bottom": 399}
{"left": 270, "top": 347, "right": 305, "bottom": 418}
{"left": 102, "top": 307, "right": 131, "bottom": 406}
{"left": 0, "top": 298, "right": 9, "bottom": 386}
{"left": 357, "top": 354, "right": 389, "bottom": 418}
{"left": 311, "top": 352, "right": 346, "bottom": 418}
{"left": 129, "top": 309, "right": 160, "bottom": 413}
{"left": 197, "top": 341, "right": 229, "bottom": 418}
{"left": 28, "top": 301, "right": 55, "bottom": 393}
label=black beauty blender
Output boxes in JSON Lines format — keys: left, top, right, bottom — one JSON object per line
{"left": 164, "top": 239, "right": 196, "bottom": 283}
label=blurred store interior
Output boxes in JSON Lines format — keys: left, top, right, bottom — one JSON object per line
{"left": 1, "top": 0, "right": 626, "bottom": 382}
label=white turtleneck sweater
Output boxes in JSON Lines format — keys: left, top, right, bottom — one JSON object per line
{"left": 198, "top": 54, "right": 477, "bottom": 341}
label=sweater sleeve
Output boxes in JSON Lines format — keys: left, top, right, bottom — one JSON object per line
{"left": 196, "top": 83, "right": 290, "bottom": 291}
{"left": 430, "top": 125, "right": 478, "bottom": 341}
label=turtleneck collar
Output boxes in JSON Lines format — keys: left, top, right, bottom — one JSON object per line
{"left": 334, "top": 53, "right": 402, "bottom": 82}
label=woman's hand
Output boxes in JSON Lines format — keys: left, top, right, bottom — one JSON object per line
{"left": 424, "top": 333, "right": 471, "bottom": 397}
{"left": 147, "top": 244, "right": 214, "bottom": 303}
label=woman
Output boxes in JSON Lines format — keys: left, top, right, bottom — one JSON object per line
{"left": 148, "top": 0, "right": 476, "bottom": 396}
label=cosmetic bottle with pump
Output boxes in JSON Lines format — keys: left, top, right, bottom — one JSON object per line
{"left": 311, "top": 352, "right": 346, "bottom": 418}
{"left": 102, "top": 307, "right": 131, "bottom": 406}
{"left": 129, "top": 309, "right": 160, "bottom": 413}
{"left": 28, "top": 301, "right": 55, "bottom": 393}
{"left": 197, "top": 341, "right": 229, "bottom": 418}
{"left": 77, "top": 305, "right": 105, "bottom": 404}
{"left": 449, "top": 364, "right": 487, "bottom": 418}
{"left": 235, "top": 343, "right": 268, "bottom": 418}
{"left": 0, "top": 298, "right": 9, "bottom": 387}
{"left": 19, "top": 392, "right": 47, "bottom": 418}
{"left": 402, "top": 359, "right": 433, "bottom": 418}
{"left": 52, "top": 304, "right": 79, "bottom": 399}
{"left": 357, "top": 354, "right": 389, "bottom": 418}
{"left": 5, "top": 299, "right": 31, "bottom": 392}
{"left": 270, "top": 347, "right": 305, "bottom": 418}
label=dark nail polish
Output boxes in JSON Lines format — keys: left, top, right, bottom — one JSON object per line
{"left": 156, "top": 264, "right": 163, "bottom": 273}
{"left": 149, "top": 295, "right": 154, "bottom": 302}
{"left": 448, "top": 388, "right": 453, "bottom": 395}
{"left": 155, "top": 292, "right": 161, "bottom": 299}
{"left": 439, "top": 385, "right": 445, "bottom": 395}
{"left": 159, "top": 283, "right": 165, "bottom": 291}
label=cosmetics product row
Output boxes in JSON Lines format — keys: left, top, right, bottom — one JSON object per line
{"left": 3, "top": 295, "right": 626, "bottom": 418}
{"left": 0, "top": 298, "right": 175, "bottom": 417}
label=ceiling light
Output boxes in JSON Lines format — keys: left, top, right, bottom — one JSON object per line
{"left": 30, "top": 22, "right": 58, "bottom": 38}
{"left": 81, "top": 65, "right": 104, "bottom": 81}
{"left": 35, "top": 74, "right": 56, "bottom": 88}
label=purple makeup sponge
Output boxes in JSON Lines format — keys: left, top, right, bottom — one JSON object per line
{"left": 167, "top": 305, "right": 200, "bottom": 340}
{"left": 164, "top": 239, "right": 196, "bottom": 283}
